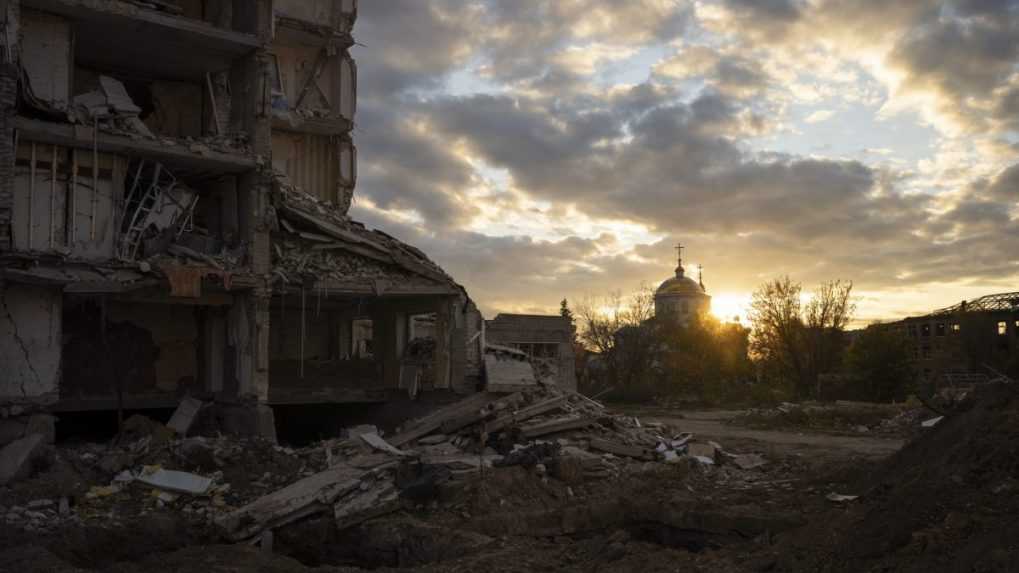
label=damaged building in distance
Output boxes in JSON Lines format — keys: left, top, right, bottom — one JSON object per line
{"left": 884, "top": 291, "right": 1019, "bottom": 386}
{"left": 0, "top": 0, "right": 487, "bottom": 439}
{"left": 485, "top": 314, "right": 577, "bottom": 392}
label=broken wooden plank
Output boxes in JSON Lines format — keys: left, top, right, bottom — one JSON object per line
{"left": 359, "top": 432, "right": 413, "bottom": 457}
{"left": 520, "top": 416, "right": 596, "bottom": 439}
{"left": 485, "top": 395, "right": 567, "bottom": 433}
{"left": 588, "top": 438, "right": 657, "bottom": 461}
{"left": 215, "top": 463, "right": 367, "bottom": 541}
{"left": 438, "top": 393, "right": 524, "bottom": 434}
{"left": 387, "top": 392, "right": 498, "bottom": 447}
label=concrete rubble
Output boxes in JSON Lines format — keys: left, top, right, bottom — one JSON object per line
{"left": 0, "top": 433, "right": 49, "bottom": 486}
{"left": 203, "top": 380, "right": 770, "bottom": 543}
{"left": 0, "top": 382, "right": 777, "bottom": 558}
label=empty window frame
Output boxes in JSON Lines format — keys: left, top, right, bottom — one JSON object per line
{"left": 351, "top": 318, "right": 373, "bottom": 358}
{"left": 935, "top": 323, "right": 946, "bottom": 336}
{"left": 998, "top": 321, "right": 1008, "bottom": 336}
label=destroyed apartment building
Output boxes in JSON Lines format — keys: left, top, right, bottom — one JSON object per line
{"left": 881, "top": 291, "right": 1019, "bottom": 386}
{"left": 0, "top": 0, "right": 488, "bottom": 440}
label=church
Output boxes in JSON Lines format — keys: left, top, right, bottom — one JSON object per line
{"left": 655, "top": 245, "right": 711, "bottom": 325}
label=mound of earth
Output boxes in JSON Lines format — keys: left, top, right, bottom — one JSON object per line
{"left": 775, "top": 383, "right": 1019, "bottom": 572}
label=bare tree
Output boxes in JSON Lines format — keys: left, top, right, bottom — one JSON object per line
{"left": 804, "top": 280, "right": 855, "bottom": 397}
{"left": 575, "top": 284, "right": 657, "bottom": 397}
{"left": 748, "top": 276, "right": 806, "bottom": 393}
{"left": 749, "top": 277, "right": 855, "bottom": 399}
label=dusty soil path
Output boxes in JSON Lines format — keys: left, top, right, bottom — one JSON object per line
{"left": 620, "top": 407, "right": 905, "bottom": 461}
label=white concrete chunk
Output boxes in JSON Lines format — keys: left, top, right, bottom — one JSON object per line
{"left": 137, "top": 469, "right": 212, "bottom": 495}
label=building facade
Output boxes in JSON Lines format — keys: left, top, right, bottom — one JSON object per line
{"left": 0, "top": 0, "right": 481, "bottom": 438}
{"left": 484, "top": 314, "right": 577, "bottom": 391}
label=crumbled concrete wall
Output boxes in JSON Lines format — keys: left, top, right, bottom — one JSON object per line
{"left": 0, "top": 285, "right": 61, "bottom": 404}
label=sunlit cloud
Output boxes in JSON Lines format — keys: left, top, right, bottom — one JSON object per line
{"left": 348, "top": 1, "right": 1019, "bottom": 322}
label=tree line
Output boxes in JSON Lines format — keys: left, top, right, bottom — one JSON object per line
{"left": 566, "top": 277, "right": 917, "bottom": 404}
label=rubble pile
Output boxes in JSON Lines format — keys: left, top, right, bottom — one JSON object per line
{"left": 1, "top": 388, "right": 782, "bottom": 570}
{"left": 207, "top": 380, "right": 772, "bottom": 544}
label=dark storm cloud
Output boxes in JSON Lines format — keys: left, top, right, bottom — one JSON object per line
{"left": 986, "top": 163, "right": 1019, "bottom": 203}
{"left": 354, "top": 0, "right": 479, "bottom": 98}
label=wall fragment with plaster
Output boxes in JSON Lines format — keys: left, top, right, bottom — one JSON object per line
{"left": 0, "top": 285, "right": 61, "bottom": 404}
{"left": 12, "top": 143, "right": 125, "bottom": 259}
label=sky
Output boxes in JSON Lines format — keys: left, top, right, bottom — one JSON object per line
{"left": 348, "top": 0, "right": 1019, "bottom": 326}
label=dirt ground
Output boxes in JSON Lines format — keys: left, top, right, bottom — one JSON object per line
{"left": 4, "top": 390, "right": 1014, "bottom": 573}
{"left": 626, "top": 408, "right": 906, "bottom": 460}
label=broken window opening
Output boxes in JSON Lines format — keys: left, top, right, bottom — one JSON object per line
{"left": 951, "top": 323, "right": 961, "bottom": 333}
{"left": 351, "top": 318, "right": 374, "bottom": 359}
{"left": 935, "top": 323, "right": 946, "bottom": 336}
{"left": 997, "top": 321, "right": 1008, "bottom": 336}
{"left": 921, "top": 323, "right": 931, "bottom": 337}
{"left": 69, "top": 70, "right": 238, "bottom": 144}
{"left": 269, "top": 53, "right": 288, "bottom": 111}
{"left": 117, "top": 160, "right": 244, "bottom": 266}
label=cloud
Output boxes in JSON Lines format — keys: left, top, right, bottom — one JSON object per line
{"left": 345, "top": 1, "right": 1019, "bottom": 319}
{"left": 805, "top": 109, "right": 834, "bottom": 123}
{"left": 654, "top": 45, "right": 771, "bottom": 99}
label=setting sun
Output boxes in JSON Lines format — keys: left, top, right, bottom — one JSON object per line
{"left": 711, "top": 293, "right": 751, "bottom": 324}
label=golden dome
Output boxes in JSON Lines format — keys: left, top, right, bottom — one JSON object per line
{"left": 656, "top": 275, "right": 705, "bottom": 297}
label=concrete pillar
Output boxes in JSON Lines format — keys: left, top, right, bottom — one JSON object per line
{"left": 374, "top": 305, "right": 399, "bottom": 389}
{"left": 0, "top": 63, "right": 18, "bottom": 252}
{"left": 433, "top": 298, "right": 452, "bottom": 390}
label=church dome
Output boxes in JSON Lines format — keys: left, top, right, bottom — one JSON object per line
{"left": 656, "top": 274, "right": 705, "bottom": 297}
